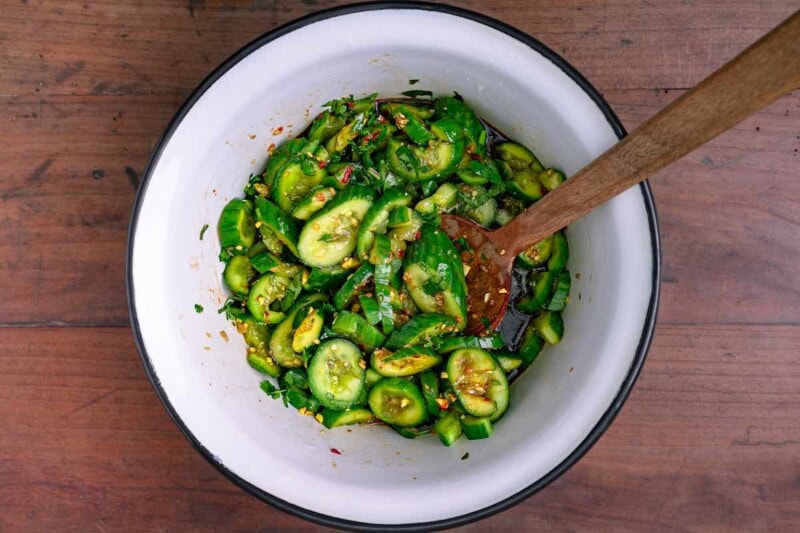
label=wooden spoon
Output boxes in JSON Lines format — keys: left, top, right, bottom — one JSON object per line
{"left": 444, "top": 9, "right": 800, "bottom": 334}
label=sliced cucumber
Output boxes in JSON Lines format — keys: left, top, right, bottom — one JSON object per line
{"left": 247, "top": 352, "right": 281, "bottom": 378}
{"left": 223, "top": 255, "right": 255, "bottom": 296}
{"left": 415, "top": 182, "right": 458, "bottom": 214}
{"left": 308, "top": 110, "right": 346, "bottom": 143}
{"left": 308, "top": 339, "right": 366, "bottom": 410}
{"left": 435, "top": 334, "right": 505, "bottom": 354}
{"left": 368, "top": 377, "right": 428, "bottom": 427}
{"left": 386, "top": 104, "right": 433, "bottom": 146}
{"left": 282, "top": 368, "right": 309, "bottom": 390}
{"left": 386, "top": 138, "right": 463, "bottom": 182}
{"left": 429, "top": 118, "right": 466, "bottom": 143}
{"left": 356, "top": 188, "right": 413, "bottom": 260}
{"left": 516, "top": 271, "right": 556, "bottom": 314}
{"left": 218, "top": 199, "right": 256, "bottom": 250}
{"left": 463, "top": 195, "right": 496, "bottom": 228}
{"left": 517, "top": 236, "right": 553, "bottom": 269}
{"left": 371, "top": 346, "right": 441, "bottom": 377}
{"left": 365, "top": 367, "right": 382, "bottom": 389}
{"left": 461, "top": 416, "right": 493, "bottom": 440}
{"left": 326, "top": 121, "right": 359, "bottom": 153}
{"left": 496, "top": 353, "right": 524, "bottom": 372}
{"left": 333, "top": 264, "right": 373, "bottom": 310}
{"left": 420, "top": 369, "right": 440, "bottom": 417}
{"left": 494, "top": 141, "right": 540, "bottom": 171}
{"left": 331, "top": 310, "right": 386, "bottom": 352}
{"left": 388, "top": 206, "right": 414, "bottom": 228}
{"left": 546, "top": 271, "right": 571, "bottom": 311}
{"left": 393, "top": 424, "right": 433, "bottom": 439}
{"left": 385, "top": 313, "right": 459, "bottom": 350}
{"left": 320, "top": 407, "right": 375, "bottom": 429}
{"left": 303, "top": 265, "right": 350, "bottom": 292}
{"left": 447, "top": 348, "right": 509, "bottom": 420}
{"left": 269, "top": 293, "right": 328, "bottom": 368}
{"left": 272, "top": 158, "right": 327, "bottom": 213}
{"left": 506, "top": 169, "right": 544, "bottom": 202}
{"left": 297, "top": 185, "right": 375, "bottom": 268}
{"left": 518, "top": 322, "right": 545, "bottom": 366}
{"left": 538, "top": 168, "right": 565, "bottom": 192}
{"left": 292, "top": 186, "right": 336, "bottom": 221}
{"left": 403, "top": 226, "right": 467, "bottom": 328}
{"left": 379, "top": 101, "right": 434, "bottom": 121}
{"left": 246, "top": 273, "right": 291, "bottom": 324}
{"left": 358, "top": 295, "right": 381, "bottom": 325}
{"left": 434, "top": 97, "right": 485, "bottom": 157}
{"left": 388, "top": 210, "right": 423, "bottom": 241}
{"left": 254, "top": 196, "right": 299, "bottom": 257}
{"left": 548, "top": 231, "right": 569, "bottom": 273}
{"left": 534, "top": 311, "right": 564, "bottom": 345}
{"left": 434, "top": 412, "right": 462, "bottom": 446}
{"left": 292, "top": 306, "right": 324, "bottom": 352}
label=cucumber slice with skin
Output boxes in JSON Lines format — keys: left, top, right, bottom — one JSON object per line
{"left": 356, "top": 188, "right": 413, "bottom": 260}
{"left": 326, "top": 121, "right": 359, "bottom": 153}
{"left": 534, "top": 311, "right": 564, "bottom": 345}
{"left": 517, "top": 236, "right": 553, "bottom": 268}
{"left": 507, "top": 169, "right": 544, "bottom": 202}
{"left": 415, "top": 182, "right": 458, "bottom": 214}
{"left": 387, "top": 138, "right": 464, "bottom": 182}
{"left": 331, "top": 311, "right": 386, "bottom": 352}
{"left": 269, "top": 293, "right": 328, "bottom": 368}
{"left": 494, "top": 141, "right": 540, "bottom": 171}
{"left": 403, "top": 226, "right": 468, "bottom": 329}
{"left": 320, "top": 407, "right": 375, "bottom": 429}
{"left": 538, "top": 168, "right": 565, "bottom": 192}
{"left": 358, "top": 295, "right": 381, "bottom": 325}
{"left": 247, "top": 352, "right": 281, "bottom": 377}
{"left": 371, "top": 346, "right": 442, "bottom": 377}
{"left": 434, "top": 412, "right": 462, "bottom": 446}
{"left": 434, "top": 97, "right": 485, "bottom": 157}
{"left": 292, "top": 307, "right": 324, "bottom": 352}
{"left": 223, "top": 255, "right": 255, "bottom": 296}
{"left": 516, "top": 271, "right": 557, "bottom": 314}
{"left": 308, "top": 339, "right": 366, "bottom": 410}
{"left": 292, "top": 186, "right": 336, "bottom": 221}
{"left": 548, "top": 232, "right": 569, "bottom": 273}
{"left": 308, "top": 111, "right": 346, "bottom": 143}
{"left": 254, "top": 197, "right": 299, "bottom": 257}
{"left": 461, "top": 415, "right": 493, "bottom": 440}
{"left": 420, "top": 369, "right": 440, "bottom": 416}
{"left": 368, "top": 377, "right": 428, "bottom": 427}
{"left": 388, "top": 210, "right": 423, "bottom": 242}
{"left": 429, "top": 118, "right": 466, "bottom": 143}
{"left": 272, "top": 159, "right": 327, "bottom": 213}
{"left": 496, "top": 352, "right": 524, "bottom": 372}
{"left": 249, "top": 252, "right": 280, "bottom": 274}
{"left": 297, "top": 185, "right": 375, "bottom": 268}
{"left": 464, "top": 196, "right": 497, "bottom": 228}
{"left": 385, "top": 313, "right": 459, "bottom": 349}
{"left": 365, "top": 367, "right": 382, "bottom": 389}
{"left": 435, "top": 334, "right": 505, "bottom": 354}
{"left": 393, "top": 424, "right": 433, "bottom": 439}
{"left": 333, "top": 264, "right": 374, "bottom": 310}
{"left": 518, "top": 323, "right": 544, "bottom": 366}
{"left": 218, "top": 199, "right": 256, "bottom": 250}
{"left": 387, "top": 104, "right": 434, "bottom": 146}
{"left": 246, "top": 273, "right": 290, "bottom": 324}
{"left": 303, "top": 265, "right": 350, "bottom": 292}
{"left": 447, "top": 348, "right": 509, "bottom": 420}
{"left": 380, "top": 102, "right": 434, "bottom": 121}
{"left": 547, "top": 271, "right": 571, "bottom": 311}
{"left": 388, "top": 206, "right": 414, "bottom": 227}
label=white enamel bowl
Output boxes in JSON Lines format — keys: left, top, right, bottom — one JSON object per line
{"left": 127, "top": 2, "right": 660, "bottom": 530}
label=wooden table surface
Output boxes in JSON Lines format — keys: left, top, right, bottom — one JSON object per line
{"left": 2, "top": 0, "right": 799, "bottom": 530}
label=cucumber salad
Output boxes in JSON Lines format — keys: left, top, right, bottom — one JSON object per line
{"left": 215, "top": 92, "right": 570, "bottom": 446}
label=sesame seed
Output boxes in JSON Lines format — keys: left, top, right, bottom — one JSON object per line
{"left": 499, "top": 249, "right": 506, "bottom": 256}
{"left": 498, "top": 288, "right": 508, "bottom": 294}
{"left": 255, "top": 221, "right": 263, "bottom": 228}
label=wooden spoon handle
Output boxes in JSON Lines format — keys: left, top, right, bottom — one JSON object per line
{"left": 494, "top": 9, "right": 800, "bottom": 256}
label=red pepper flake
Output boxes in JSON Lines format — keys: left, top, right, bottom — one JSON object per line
{"left": 272, "top": 126, "right": 284, "bottom": 136}
{"left": 318, "top": 160, "right": 328, "bottom": 168}
{"left": 414, "top": 231, "right": 421, "bottom": 241}
{"left": 341, "top": 166, "right": 353, "bottom": 184}
{"left": 397, "top": 250, "right": 405, "bottom": 259}
{"left": 330, "top": 448, "right": 342, "bottom": 455}
{"left": 377, "top": 115, "right": 388, "bottom": 124}
{"left": 267, "top": 143, "right": 276, "bottom": 154}
{"left": 470, "top": 153, "right": 481, "bottom": 161}
{"left": 346, "top": 101, "right": 355, "bottom": 109}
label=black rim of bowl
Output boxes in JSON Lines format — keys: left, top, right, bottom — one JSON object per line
{"left": 126, "top": 2, "right": 661, "bottom": 531}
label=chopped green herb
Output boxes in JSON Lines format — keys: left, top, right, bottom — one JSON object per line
{"left": 408, "top": 79, "right": 420, "bottom": 85}
{"left": 199, "top": 224, "right": 209, "bottom": 240}
{"left": 479, "top": 317, "right": 491, "bottom": 329}
{"left": 259, "top": 380, "right": 284, "bottom": 400}
{"left": 461, "top": 452, "right": 470, "bottom": 460}
{"left": 194, "top": 304, "right": 204, "bottom": 313}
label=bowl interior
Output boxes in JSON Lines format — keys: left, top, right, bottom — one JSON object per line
{"left": 130, "top": 7, "right": 656, "bottom": 527}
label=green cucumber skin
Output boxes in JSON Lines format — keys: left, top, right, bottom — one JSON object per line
{"left": 308, "top": 339, "right": 366, "bottom": 410}
{"left": 331, "top": 311, "right": 386, "bottom": 352}
{"left": 384, "top": 313, "right": 458, "bottom": 350}
{"left": 254, "top": 196, "right": 299, "bottom": 257}
{"left": 368, "top": 377, "right": 428, "bottom": 427}
{"left": 333, "top": 264, "right": 374, "bottom": 310}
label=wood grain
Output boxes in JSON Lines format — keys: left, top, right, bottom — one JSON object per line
{"left": 1, "top": 0, "right": 799, "bottom": 530}
{"left": 0, "top": 326, "right": 797, "bottom": 531}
